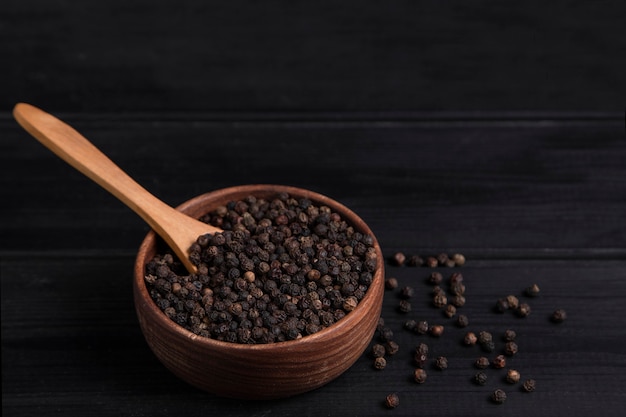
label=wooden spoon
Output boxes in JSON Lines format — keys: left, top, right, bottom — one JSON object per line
{"left": 13, "top": 102, "right": 221, "bottom": 274}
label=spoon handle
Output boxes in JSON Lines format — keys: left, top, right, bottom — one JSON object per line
{"left": 13, "top": 102, "right": 219, "bottom": 273}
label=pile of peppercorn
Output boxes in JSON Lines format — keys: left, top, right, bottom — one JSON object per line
{"left": 144, "top": 193, "right": 378, "bottom": 344}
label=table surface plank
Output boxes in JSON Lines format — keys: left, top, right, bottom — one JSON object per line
{"left": 2, "top": 113, "right": 625, "bottom": 417}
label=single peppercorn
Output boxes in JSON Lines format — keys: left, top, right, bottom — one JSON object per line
{"left": 464, "top": 332, "right": 478, "bottom": 345}
{"left": 451, "top": 295, "right": 466, "bottom": 308}
{"left": 385, "top": 393, "right": 400, "bottom": 409}
{"left": 398, "top": 299, "right": 412, "bottom": 313}
{"left": 456, "top": 314, "right": 469, "bottom": 328}
{"left": 452, "top": 253, "right": 466, "bottom": 266}
{"left": 385, "top": 277, "right": 399, "bottom": 290}
{"left": 503, "top": 329, "right": 516, "bottom": 342}
{"left": 391, "top": 252, "right": 406, "bottom": 266}
{"left": 385, "top": 340, "right": 400, "bottom": 356}
{"left": 404, "top": 319, "right": 417, "bottom": 332}
{"left": 495, "top": 298, "right": 509, "bottom": 313}
{"left": 506, "top": 369, "right": 521, "bottom": 384}
{"left": 415, "top": 320, "right": 429, "bottom": 335}
{"left": 516, "top": 303, "right": 531, "bottom": 317}
{"left": 416, "top": 342, "right": 429, "bottom": 356}
{"left": 525, "top": 283, "right": 541, "bottom": 297}
{"left": 551, "top": 308, "right": 567, "bottom": 323}
{"left": 492, "top": 355, "right": 506, "bottom": 369}
{"left": 429, "top": 324, "right": 444, "bottom": 337}
{"left": 371, "top": 344, "right": 386, "bottom": 358}
{"left": 522, "top": 379, "right": 536, "bottom": 392}
{"left": 475, "top": 356, "right": 490, "bottom": 369}
{"left": 443, "top": 304, "right": 457, "bottom": 318}
{"left": 474, "top": 371, "right": 488, "bottom": 385}
{"left": 428, "top": 271, "right": 443, "bottom": 285}
{"left": 434, "top": 356, "right": 448, "bottom": 370}
{"left": 491, "top": 389, "right": 507, "bottom": 404}
{"left": 506, "top": 295, "right": 520, "bottom": 310}
{"left": 426, "top": 256, "right": 438, "bottom": 268}
{"left": 414, "top": 368, "right": 428, "bottom": 384}
{"left": 400, "top": 286, "right": 415, "bottom": 299}
{"left": 374, "top": 356, "right": 387, "bottom": 370}
{"left": 433, "top": 293, "right": 448, "bottom": 308}
{"left": 406, "top": 254, "right": 424, "bottom": 267}
{"left": 504, "top": 341, "right": 518, "bottom": 356}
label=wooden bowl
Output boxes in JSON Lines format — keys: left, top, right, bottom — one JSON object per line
{"left": 133, "top": 185, "right": 385, "bottom": 399}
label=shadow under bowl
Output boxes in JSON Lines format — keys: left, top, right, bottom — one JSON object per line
{"left": 133, "top": 184, "right": 385, "bottom": 400}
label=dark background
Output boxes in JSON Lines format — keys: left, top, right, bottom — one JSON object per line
{"left": 2, "top": 1, "right": 625, "bottom": 416}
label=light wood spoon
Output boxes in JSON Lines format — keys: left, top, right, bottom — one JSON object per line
{"left": 13, "top": 102, "right": 221, "bottom": 274}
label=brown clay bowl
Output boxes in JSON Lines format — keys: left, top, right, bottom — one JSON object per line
{"left": 133, "top": 184, "right": 385, "bottom": 400}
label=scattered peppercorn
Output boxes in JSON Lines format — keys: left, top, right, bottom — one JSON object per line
{"left": 433, "top": 293, "right": 448, "bottom": 308}
{"left": 399, "top": 286, "right": 415, "bottom": 299}
{"left": 464, "top": 332, "right": 478, "bottom": 345}
{"left": 385, "top": 393, "right": 400, "bottom": 408}
{"left": 428, "top": 271, "right": 443, "bottom": 285}
{"left": 492, "top": 355, "right": 506, "bottom": 369}
{"left": 522, "top": 379, "right": 536, "bottom": 392}
{"left": 506, "top": 295, "right": 520, "bottom": 310}
{"left": 391, "top": 252, "right": 406, "bottom": 266}
{"left": 416, "top": 320, "right": 429, "bottom": 335}
{"left": 491, "top": 389, "right": 507, "bottom": 404}
{"left": 374, "top": 356, "right": 387, "bottom": 370}
{"left": 371, "top": 344, "right": 386, "bottom": 358}
{"left": 551, "top": 308, "right": 567, "bottom": 323}
{"left": 525, "top": 283, "right": 541, "bottom": 297}
{"left": 385, "top": 277, "right": 399, "bottom": 290}
{"left": 429, "top": 324, "right": 444, "bottom": 337}
{"left": 414, "top": 368, "right": 428, "bottom": 384}
{"left": 503, "top": 329, "right": 516, "bottom": 342}
{"left": 434, "top": 356, "right": 448, "bottom": 370}
{"left": 495, "top": 298, "right": 509, "bottom": 313}
{"left": 398, "top": 300, "right": 412, "bottom": 313}
{"left": 385, "top": 340, "right": 400, "bottom": 356}
{"left": 404, "top": 319, "right": 417, "bottom": 332}
{"left": 444, "top": 304, "right": 457, "bottom": 318}
{"left": 426, "top": 256, "right": 438, "bottom": 268}
{"left": 504, "top": 341, "right": 518, "bottom": 356}
{"left": 416, "top": 342, "right": 429, "bottom": 356}
{"left": 456, "top": 314, "right": 469, "bottom": 328}
{"left": 406, "top": 254, "right": 424, "bottom": 267}
{"left": 451, "top": 253, "right": 466, "bottom": 266}
{"left": 474, "top": 371, "right": 488, "bottom": 385}
{"left": 506, "top": 369, "right": 521, "bottom": 384}
{"left": 475, "top": 357, "right": 490, "bottom": 369}
{"left": 516, "top": 303, "right": 531, "bottom": 317}
{"left": 451, "top": 295, "right": 466, "bottom": 308}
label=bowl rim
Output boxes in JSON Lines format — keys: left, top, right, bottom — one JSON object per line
{"left": 133, "top": 184, "right": 385, "bottom": 352}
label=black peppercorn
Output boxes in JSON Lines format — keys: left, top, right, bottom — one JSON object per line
{"left": 371, "top": 344, "right": 386, "bottom": 358}
{"left": 414, "top": 368, "right": 428, "bottom": 384}
{"left": 451, "top": 253, "right": 466, "bottom": 266}
{"left": 492, "top": 355, "right": 506, "bottom": 369}
{"left": 525, "top": 283, "right": 541, "bottom": 297}
{"left": 391, "top": 252, "right": 406, "bottom": 266}
{"left": 415, "top": 320, "right": 429, "bottom": 335}
{"left": 503, "top": 329, "right": 516, "bottom": 342}
{"left": 456, "top": 314, "right": 469, "bottom": 328}
{"left": 444, "top": 304, "right": 457, "bottom": 318}
{"left": 428, "top": 272, "right": 443, "bottom": 285}
{"left": 385, "top": 277, "right": 399, "bottom": 290}
{"left": 506, "top": 369, "right": 521, "bottom": 384}
{"left": 385, "top": 340, "right": 400, "bottom": 356}
{"left": 475, "top": 356, "right": 490, "bottom": 369}
{"left": 406, "top": 254, "right": 424, "bottom": 267}
{"left": 404, "top": 319, "right": 417, "bottom": 332}
{"left": 385, "top": 393, "right": 400, "bottom": 408}
{"left": 398, "top": 299, "right": 412, "bottom": 313}
{"left": 522, "top": 379, "right": 536, "bottom": 392}
{"left": 374, "top": 356, "right": 387, "bottom": 370}
{"left": 474, "top": 371, "right": 488, "bottom": 385}
{"left": 516, "top": 303, "right": 531, "bottom": 317}
{"left": 491, "top": 389, "right": 507, "bottom": 404}
{"left": 464, "top": 332, "right": 478, "bottom": 345}
{"left": 504, "top": 341, "right": 518, "bottom": 356}
{"left": 551, "top": 308, "right": 567, "bottom": 323}
{"left": 434, "top": 356, "right": 448, "bottom": 370}
{"left": 400, "top": 286, "right": 415, "bottom": 299}
{"left": 429, "top": 324, "right": 444, "bottom": 337}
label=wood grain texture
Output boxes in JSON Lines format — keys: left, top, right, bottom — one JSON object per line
{"left": 1, "top": 0, "right": 625, "bottom": 112}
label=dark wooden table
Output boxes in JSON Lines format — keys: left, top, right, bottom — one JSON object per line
{"left": 2, "top": 1, "right": 626, "bottom": 416}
